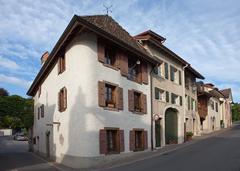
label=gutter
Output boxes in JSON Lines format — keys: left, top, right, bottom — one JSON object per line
{"left": 150, "top": 63, "right": 160, "bottom": 151}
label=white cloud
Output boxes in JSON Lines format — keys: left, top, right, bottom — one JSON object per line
{"left": 0, "top": 56, "right": 20, "bottom": 70}
{"left": 0, "top": 74, "right": 32, "bottom": 88}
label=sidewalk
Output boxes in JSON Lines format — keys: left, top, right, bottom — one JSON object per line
{"left": 50, "top": 126, "right": 232, "bottom": 171}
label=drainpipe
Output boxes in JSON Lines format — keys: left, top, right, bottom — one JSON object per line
{"left": 150, "top": 63, "right": 160, "bottom": 151}
{"left": 182, "top": 64, "right": 189, "bottom": 142}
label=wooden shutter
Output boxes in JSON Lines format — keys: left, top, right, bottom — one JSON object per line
{"left": 98, "top": 39, "right": 105, "bottom": 63}
{"left": 141, "top": 62, "right": 148, "bottom": 84}
{"left": 62, "top": 55, "right": 66, "bottom": 71}
{"left": 155, "top": 87, "right": 159, "bottom": 100}
{"left": 63, "top": 87, "right": 67, "bottom": 111}
{"left": 129, "top": 130, "right": 135, "bottom": 151}
{"left": 144, "top": 131, "right": 148, "bottom": 150}
{"left": 119, "top": 130, "right": 124, "bottom": 152}
{"left": 166, "top": 91, "right": 169, "bottom": 103}
{"left": 128, "top": 90, "right": 134, "bottom": 112}
{"left": 38, "top": 107, "right": 40, "bottom": 119}
{"left": 99, "top": 129, "right": 107, "bottom": 154}
{"left": 41, "top": 105, "right": 44, "bottom": 118}
{"left": 115, "top": 51, "right": 121, "bottom": 68}
{"left": 141, "top": 94, "right": 147, "bottom": 114}
{"left": 58, "top": 58, "right": 61, "bottom": 74}
{"left": 98, "top": 81, "right": 106, "bottom": 107}
{"left": 164, "top": 63, "right": 169, "bottom": 79}
{"left": 119, "top": 53, "right": 128, "bottom": 76}
{"left": 179, "top": 70, "right": 182, "bottom": 85}
{"left": 116, "top": 87, "right": 123, "bottom": 110}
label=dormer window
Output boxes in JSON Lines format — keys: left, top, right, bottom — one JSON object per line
{"left": 58, "top": 55, "right": 66, "bottom": 74}
{"left": 128, "top": 58, "right": 141, "bottom": 82}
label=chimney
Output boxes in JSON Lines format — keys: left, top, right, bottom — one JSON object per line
{"left": 41, "top": 51, "right": 49, "bottom": 65}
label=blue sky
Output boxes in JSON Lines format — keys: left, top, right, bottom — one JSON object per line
{"left": 0, "top": 0, "right": 239, "bottom": 102}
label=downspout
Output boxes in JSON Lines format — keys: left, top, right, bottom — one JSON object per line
{"left": 182, "top": 64, "right": 189, "bottom": 142}
{"left": 150, "top": 63, "right": 160, "bottom": 151}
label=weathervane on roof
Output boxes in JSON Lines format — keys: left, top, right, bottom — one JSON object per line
{"left": 103, "top": 3, "right": 112, "bottom": 15}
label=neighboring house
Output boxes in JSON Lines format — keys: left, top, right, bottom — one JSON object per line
{"left": 197, "top": 83, "right": 225, "bottom": 133}
{"left": 134, "top": 30, "right": 204, "bottom": 148}
{"left": 220, "top": 88, "right": 233, "bottom": 128}
{"left": 184, "top": 71, "right": 200, "bottom": 136}
{"left": 27, "top": 15, "right": 160, "bottom": 168}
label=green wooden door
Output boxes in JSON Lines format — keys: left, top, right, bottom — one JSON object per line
{"left": 165, "top": 108, "right": 178, "bottom": 144}
{"left": 155, "top": 120, "right": 161, "bottom": 147}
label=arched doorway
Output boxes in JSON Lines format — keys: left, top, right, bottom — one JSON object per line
{"left": 165, "top": 108, "right": 178, "bottom": 144}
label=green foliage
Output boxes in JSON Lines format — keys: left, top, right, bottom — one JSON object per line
{"left": 0, "top": 93, "right": 33, "bottom": 129}
{"left": 186, "top": 132, "right": 193, "bottom": 137}
{"left": 0, "top": 88, "right": 9, "bottom": 96}
{"left": 232, "top": 103, "right": 240, "bottom": 122}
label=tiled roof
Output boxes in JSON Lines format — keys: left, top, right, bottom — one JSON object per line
{"left": 81, "top": 15, "right": 151, "bottom": 58}
{"left": 220, "top": 88, "right": 231, "bottom": 98}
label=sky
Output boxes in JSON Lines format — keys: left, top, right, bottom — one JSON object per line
{"left": 0, "top": 0, "right": 239, "bottom": 102}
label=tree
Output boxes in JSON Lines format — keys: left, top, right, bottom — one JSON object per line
{"left": 0, "top": 94, "right": 34, "bottom": 129}
{"left": 232, "top": 103, "right": 240, "bottom": 122}
{"left": 0, "top": 88, "right": 9, "bottom": 97}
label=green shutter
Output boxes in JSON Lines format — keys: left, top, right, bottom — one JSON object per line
{"left": 164, "top": 63, "right": 168, "bottom": 79}
{"left": 166, "top": 91, "right": 169, "bottom": 102}
{"left": 170, "top": 66, "right": 174, "bottom": 81}
{"left": 191, "top": 98, "right": 194, "bottom": 110}
{"left": 179, "top": 71, "right": 182, "bottom": 85}
{"left": 155, "top": 87, "right": 159, "bottom": 100}
{"left": 180, "top": 96, "right": 182, "bottom": 106}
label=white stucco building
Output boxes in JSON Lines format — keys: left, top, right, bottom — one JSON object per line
{"left": 27, "top": 15, "right": 160, "bottom": 168}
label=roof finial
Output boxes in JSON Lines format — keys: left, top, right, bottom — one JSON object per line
{"left": 103, "top": 3, "right": 112, "bottom": 15}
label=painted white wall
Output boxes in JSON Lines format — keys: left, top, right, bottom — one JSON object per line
{"left": 33, "top": 31, "right": 152, "bottom": 159}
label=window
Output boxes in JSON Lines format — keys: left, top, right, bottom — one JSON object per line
{"left": 153, "top": 62, "right": 164, "bottom": 78}
{"left": 135, "top": 130, "right": 144, "bottom": 151}
{"left": 179, "top": 71, "right": 182, "bottom": 85}
{"left": 180, "top": 96, "right": 183, "bottom": 106}
{"left": 191, "top": 98, "right": 194, "bottom": 110}
{"left": 37, "top": 107, "right": 40, "bottom": 120}
{"left": 170, "top": 66, "right": 178, "bottom": 83}
{"left": 134, "top": 92, "right": 141, "bottom": 112}
{"left": 185, "top": 77, "right": 190, "bottom": 89}
{"left": 164, "top": 63, "right": 169, "bottom": 79}
{"left": 171, "top": 93, "right": 178, "bottom": 105}
{"left": 58, "top": 55, "right": 66, "bottom": 74}
{"left": 166, "top": 91, "right": 169, "bottom": 103}
{"left": 130, "top": 129, "right": 147, "bottom": 151}
{"left": 98, "top": 81, "right": 123, "bottom": 110}
{"left": 58, "top": 87, "right": 67, "bottom": 112}
{"left": 128, "top": 90, "right": 147, "bottom": 114}
{"left": 105, "top": 84, "right": 117, "bottom": 108}
{"left": 155, "top": 87, "right": 165, "bottom": 101}
{"left": 210, "top": 100, "right": 214, "bottom": 110}
{"left": 216, "top": 102, "right": 218, "bottom": 112}
{"left": 104, "top": 47, "right": 116, "bottom": 67}
{"left": 128, "top": 58, "right": 141, "bottom": 82}
{"left": 188, "top": 96, "right": 191, "bottom": 110}
{"left": 40, "top": 104, "right": 44, "bottom": 118}
{"left": 106, "top": 129, "right": 119, "bottom": 153}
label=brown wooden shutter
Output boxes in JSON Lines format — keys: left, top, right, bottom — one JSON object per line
{"left": 129, "top": 130, "right": 135, "bottom": 151}
{"left": 63, "top": 87, "right": 67, "bottom": 111}
{"left": 128, "top": 90, "right": 134, "bottom": 112}
{"left": 119, "top": 53, "right": 128, "bottom": 76}
{"left": 144, "top": 131, "right": 148, "bottom": 150}
{"left": 115, "top": 51, "right": 121, "bottom": 68}
{"left": 62, "top": 55, "right": 66, "bottom": 72}
{"left": 116, "top": 87, "right": 123, "bottom": 110}
{"left": 119, "top": 130, "right": 124, "bottom": 152}
{"left": 141, "top": 62, "right": 148, "bottom": 84}
{"left": 99, "top": 129, "right": 107, "bottom": 154}
{"left": 98, "top": 81, "right": 106, "bottom": 107}
{"left": 141, "top": 94, "right": 147, "bottom": 114}
{"left": 98, "top": 40, "right": 105, "bottom": 63}
{"left": 58, "top": 92, "right": 61, "bottom": 111}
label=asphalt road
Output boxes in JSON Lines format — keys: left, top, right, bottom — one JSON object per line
{"left": 105, "top": 123, "right": 240, "bottom": 171}
{"left": 0, "top": 136, "right": 59, "bottom": 171}
{"left": 0, "top": 123, "right": 240, "bottom": 171}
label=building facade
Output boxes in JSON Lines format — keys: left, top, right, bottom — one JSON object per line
{"left": 134, "top": 31, "right": 204, "bottom": 148}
